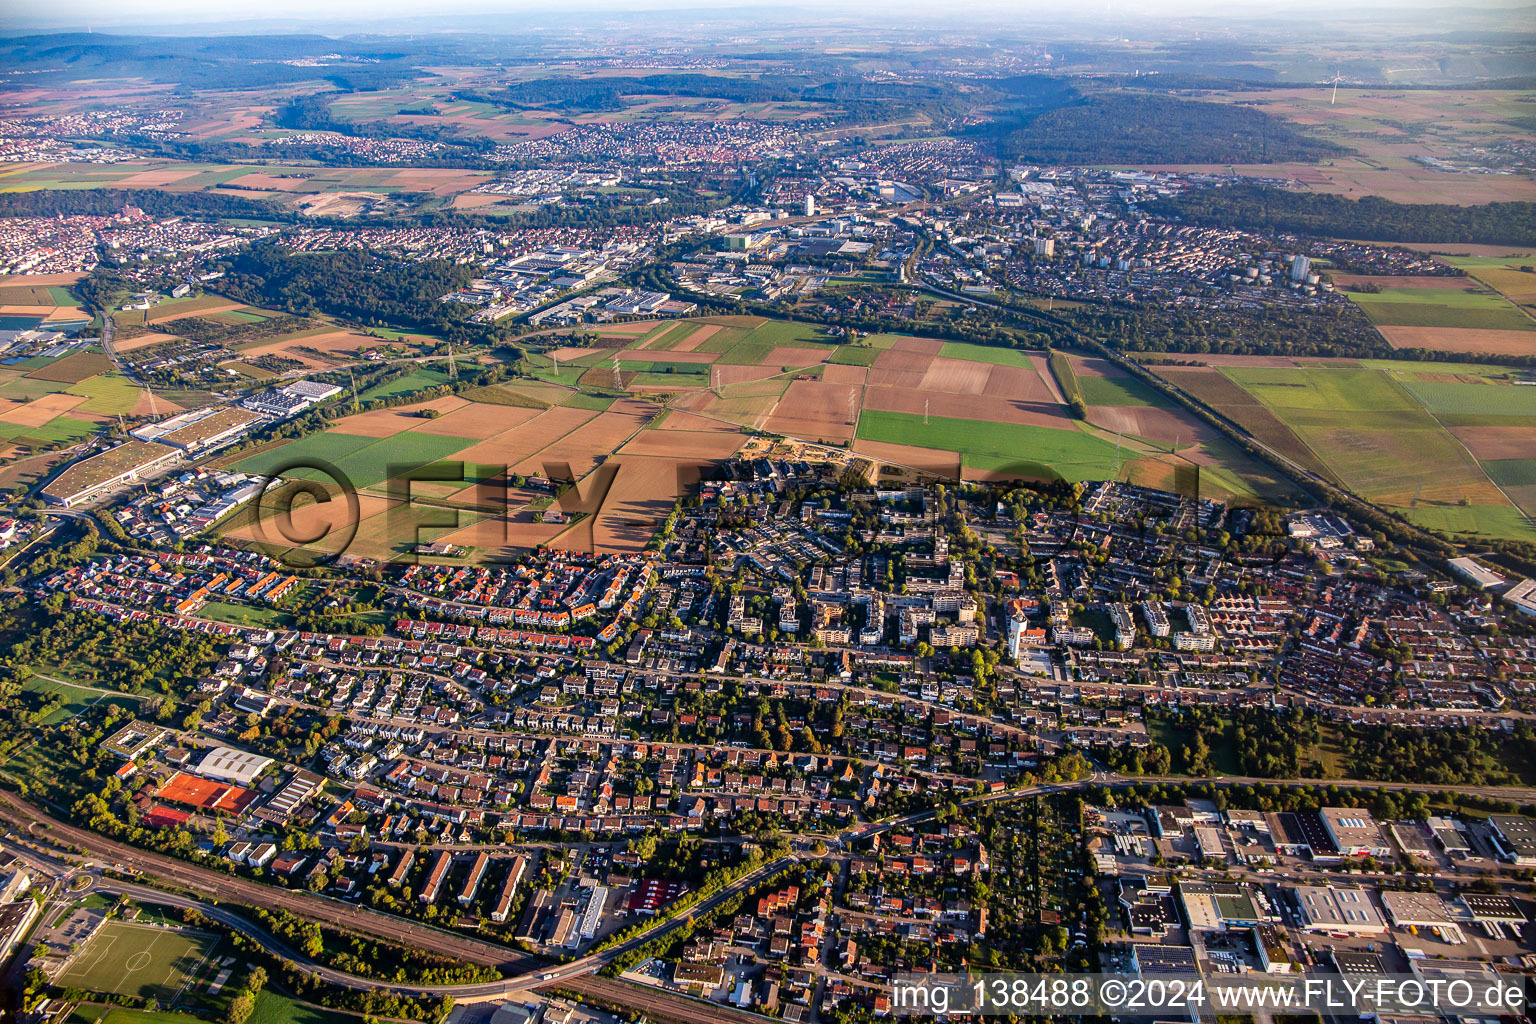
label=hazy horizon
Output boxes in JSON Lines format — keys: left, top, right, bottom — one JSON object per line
{"left": 4, "top": 0, "right": 1533, "bottom": 36}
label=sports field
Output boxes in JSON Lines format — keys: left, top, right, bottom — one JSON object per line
{"left": 56, "top": 921, "right": 222, "bottom": 1006}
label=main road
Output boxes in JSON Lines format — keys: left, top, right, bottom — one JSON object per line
{"left": 6, "top": 768, "right": 1535, "bottom": 1014}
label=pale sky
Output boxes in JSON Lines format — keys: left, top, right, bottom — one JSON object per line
{"left": 6, "top": 0, "right": 1528, "bottom": 33}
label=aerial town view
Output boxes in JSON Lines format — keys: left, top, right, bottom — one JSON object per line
{"left": 0, "top": 0, "right": 1533, "bottom": 1022}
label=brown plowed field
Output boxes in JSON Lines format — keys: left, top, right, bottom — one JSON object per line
{"left": 763, "top": 378, "right": 859, "bottom": 444}
{"left": 1451, "top": 424, "right": 1536, "bottom": 460}
{"left": 411, "top": 402, "right": 543, "bottom": 439}
{"left": 330, "top": 397, "right": 470, "bottom": 438}
{"left": 1377, "top": 326, "right": 1536, "bottom": 355}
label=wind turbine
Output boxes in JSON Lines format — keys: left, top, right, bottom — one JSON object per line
{"left": 1328, "top": 71, "right": 1345, "bottom": 106}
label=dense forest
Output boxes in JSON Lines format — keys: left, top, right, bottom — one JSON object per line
{"left": 0, "top": 33, "right": 413, "bottom": 91}
{"left": 219, "top": 246, "right": 475, "bottom": 334}
{"left": 1095, "top": 707, "right": 1536, "bottom": 788}
{"left": 1000, "top": 92, "right": 1349, "bottom": 165}
{"left": 0, "top": 188, "right": 280, "bottom": 221}
{"left": 1148, "top": 184, "right": 1536, "bottom": 246}
{"left": 465, "top": 72, "right": 970, "bottom": 124}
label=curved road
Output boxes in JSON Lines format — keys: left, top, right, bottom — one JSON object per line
{"left": 7, "top": 768, "right": 1534, "bottom": 1010}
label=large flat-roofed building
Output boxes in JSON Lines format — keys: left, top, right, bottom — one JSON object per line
{"left": 197, "top": 746, "right": 274, "bottom": 785}
{"left": 1290, "top": 885, "right": 1386, "bottom": 936}
{"left": 1426, "top": 816, "right": 1471, "bottom": 856}
{"left": 1488, "top": 814, "right": 1536, "bottom": 865}
{"left": 1130, "top": 943, "right": 1199, "bottom": 974}
{"left": 155, "top": 407, "right": 260, "bottom": 453}
{"left": 42, "top": 441, "right": 179, "bottom": 507}
{"left": 1379, "top": 890, "right": 1470, "bottom": 930}
{"left": 1320, "top": 807, "right": 1392, "bottom": 859}
{"left": 1177, "top": 881, "right": 1275, "bottom": 931}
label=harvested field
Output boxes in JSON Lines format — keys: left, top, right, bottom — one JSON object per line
{"left": 862, "top": 387, "right": 1071, "bottom": 428}
{"left": 116, "top": 167, "right": 201, "bottom": 186}
{"left": 511, "top": 399, "right": 656, "bottom": 477}
{"left": 0, "top": 392, "right": 85, "bottom": 427}
{"left": 672, "top": 324, "right": 720, "bottom": 352}
{"left": 25, "top": 351, "right": 112, "bottom": 383}
{"left": 872, "top": 347, "right": 936, "bottom": 373}
{"left": 822, "top": 364, "right": 869, "bottom": 386}
{"left": 461, "top": 381, "right": 563, "bottom": 408}
{"left": 981, "top": 363, "right": 1056, "bottom": 402}
{"left": 1085, "top": 404, "right": 1211, "bottom": 447}
{"left": 1377, "top": 325, "right": 1536, "bottom": 355}
{"left": 864, "top": 367, "right": 927, "bottom": 390}
{"left": 763, "top": 378, "right": 859, "bottom": 444}
{"left": 0, "top": 273, "right": 83, "bottom": 286}
{"left": 852, "top": 438, "right": 963, "bottom": 479}
{"left": 330, "top": 397, "right": 471, "bottom": 438}
{"left": 146, "top": 300, "right": 244, "bottom": 324}
{"left": 128, "top": 391, "right": 183, "bottom": 418}
{"left": 456, "top": 405, "right": 601, "bottom": 470}
{"left": 434, "top": 510, "right": 567, "bottom": 558}
{"left": 1152, "top": 366, "right": 1332, "bottom": 478}
{"left": 620, "top": 428, "right": 744, "bottom": 459}
{"left": 409, "top": 401, "right": 541, "bottom": 439}
{"left": 918, "top": 356, "right": 994, "bottom": 395}
{"left": 589, "top": 456, "right": 704, "bottom": 552}
{"left": 1331, "top": 274, "right": 1477, "bottom": 290}
{"left": 1451, "top": 425, "right": 1536, "bottom": 461}
{"left": 113, "top": 331, "right": 182, "bottom": 353}
{"left": 762, "top": 346, "right": 834, "bottom": 367}
{"left": 654, "top": 410, "right": 741, "bottom": 433}
{"left": 241, "top": 329, "right": 377, "bottom": 367}
{"left": 888, "top": 336, "right": 945, "bottom": 355}
{"left": 709, "top": 365, "right": 785, "bottom": 386}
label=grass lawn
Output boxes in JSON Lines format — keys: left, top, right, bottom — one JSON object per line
{"left": 358, "top": 368, "right": 451, "bottom": 400}
{"left": 562, "top": 392, "right": 616, "bottom": 411}
{"left": 248, "top": 989, "right": 341, "bottom": 1024}
{"left": 1483, "top": 458, "right": 1536, "bottom": 488}
{"left": 1396, "top": 379, "right": 1536, "bottom": 417}
{"left": 855, "top": 409, "right": 1126, "bottom": 481}
{"left": 1048, "top": 351, "right": 1081, "bottom": 405}
{"left": 1409, "top": 503, "right": 1536, "bottom": 542}
{"left": 20, "top": 674, "right": 137, "bottom": 724}
{"left": 233, "top": 433, "right": 379, "bottom": 479}
{"left": 332, "top": 431, "right": 478, "bottom": 489}
{"left": 55, "top": 921, "right": 222, "bottom": 1006}
{"left": 616, "top": 358, "right": 710, "bottom": 376}
{"left": 1079, "top": 374, "right": 1168, "bottom": 408}
{"left": 0, "top": 415, "right": 100, "bottom": 445}
{"left": 1348, "top": 288, "right": 1534, "bottom": 330}
{"left": 66, "top": 373, "right": 143, "bottom": 415}
{"left": 1221, "top": 366, "right": 1421, "bottom": 413}
{"left": 827, "top": 345, "right": 881, "bottom": 366}
{"left": 937, "top": 342, "right": 1037, "bottom": 367}
{"left": 199, "top": 601, "right": 293, "bottom": 628}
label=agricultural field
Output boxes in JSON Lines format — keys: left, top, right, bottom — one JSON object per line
{"left": 855, "top": 409, "right": 1127, "bottom": 480}
{"left": 1161, "top": 355, "right": 1536, "bottom": 540}
{"left": 520, "top": 321, "right": 1300, "bottom": 502}
{"left": 1345, "top": 284, "right": 1534, "bottom": 332}
{"left": 1169, "top": 88, "right": 1536, "bottom": 204}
